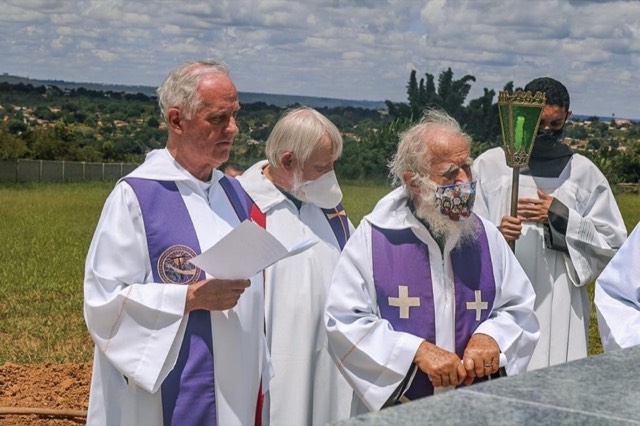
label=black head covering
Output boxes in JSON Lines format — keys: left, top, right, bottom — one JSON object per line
{"left": 522, "top": 77, "right": 574, "bottom": 178}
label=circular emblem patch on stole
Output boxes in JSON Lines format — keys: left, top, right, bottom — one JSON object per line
{"left": 157, "top": 244, "right": 201, "bottom": 285}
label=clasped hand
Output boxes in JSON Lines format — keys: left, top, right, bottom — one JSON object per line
{"left": 414, "top": 334, "right": 500, "bottom": 388}
{"left": 499, "top": 189, "right": 553, "bottom": 241}
{"left": 185, "top": 278, "right": 251, "bottom": 312}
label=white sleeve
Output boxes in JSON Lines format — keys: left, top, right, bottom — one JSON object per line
{"left": 564, "top": 176, "right": 627, "bottom": 286}
{"left": 595, "top": 222, "right": 640, "bottom": 351}
{"left": 471, "top": 156, "right": 493, "bottom": 223}
{"left": 473, "top": 222, "right": 541, "bottom": 375}
{"left": 83, "top": 182, "right": 189, "bottom": 393}
{"left": 325, "top": 220, "right": 424, "bottom": 412}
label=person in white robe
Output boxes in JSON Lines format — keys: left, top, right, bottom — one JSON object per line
{"left": 595, "top": 221, "right": 640, "bottom": 351}
{"left": 325, "top": 109, "right": 540, "bottom": 414}
{"left": 237, "top": 107, "right": 354, "bottom": 426}
{"left": 84, "top": 60, "right": 267, "bottom": 426}
{"left": 472, "top": 77, "right": 627, "bottom": 370}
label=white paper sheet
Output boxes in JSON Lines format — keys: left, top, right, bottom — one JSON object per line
{"left": 189, "top": 219, "right": 318, "bottom": 279}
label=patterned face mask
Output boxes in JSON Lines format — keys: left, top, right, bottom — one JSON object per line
{"left": 433, "top": 181, "right": 477, "bottom": 222}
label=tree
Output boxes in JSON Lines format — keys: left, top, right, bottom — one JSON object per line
{"left": 7, "top": 119, "right": 27, "bottom": 134}
{"left": 147, "top": 116, "right": 160, "bottom": 128}
{"left": 564, "top": 124, "right": 588, "bottom": 140}
{"left": 436, "top": 68, "right": 476, "bottom": 122}
{"left": 388, "top": 67, "right": 476, "bottom": 123}
{"left": 407, "top": 70, "right": 420, "bottom": 120}
{"left": 0, "top": 123, "right": 28, "bottom": 159}
{"left": 462, "top": 88, "right": 498, "bottom": 145}
{"left": 33, "top": 106, "right": 59, "bottom": 121}
{"left": 587, "top": 139, "right": 602, "bottom": 150}
{"left": 337, "top": 117, "right": 412, "bottom": 180}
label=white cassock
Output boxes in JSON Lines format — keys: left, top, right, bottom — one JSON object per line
{"left": 595, "top": 221, "right": 640, "bottom": 351}
{"left": 84, "top": 149, "right": 268, "bottom": 425}
{"left": 237, "top": 160, "right": 354, "bottom": 426}
{"left": 324, "top": 186, "right": 540, "bottom": 414}
{"left": 472, "top": 147, "right": 627, "bottom": 370}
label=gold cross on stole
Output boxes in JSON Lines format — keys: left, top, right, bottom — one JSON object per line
{"left": 326, "top": 209, "right": 347, "bottom": 220}
{"left": 388, "top": 285, "right": 420, "bottom": 319}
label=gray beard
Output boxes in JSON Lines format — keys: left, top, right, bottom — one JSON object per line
{"left": 289, "top": 169, "right": 307, "bottom": 202}
{"left": 414, "top": 191, "right": 478, "bottom": 250}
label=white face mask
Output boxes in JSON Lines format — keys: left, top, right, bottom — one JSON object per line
{"left": 291, "top": 170, "right": 343, "bottom": 209}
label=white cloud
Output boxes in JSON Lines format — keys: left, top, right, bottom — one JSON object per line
{"left": 92, "top": 49, "right": 117, "bottom": 62}
{"left": 0, "top": 0, "right": 638, "bottom": 118}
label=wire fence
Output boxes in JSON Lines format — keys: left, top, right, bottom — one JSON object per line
{"left": 0, "top": 159, "right": 139, "bottom": 183}
{"left": 0, "top": 158, "right": 638, "bottom": 194}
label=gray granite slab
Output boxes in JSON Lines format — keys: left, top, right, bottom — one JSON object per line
{"left": 336, "top": 345, "right": 640, "bottom": 425}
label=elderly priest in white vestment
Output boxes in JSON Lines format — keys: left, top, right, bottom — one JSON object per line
{"left": 595, "top": 221, "right": 640, "bottom": 351}
{"left": 472, "top": 77, "right": 627, "bottom": 371}
{"left": 84, "top": 60, "right": 268, "bottom": 426}
{"left": 325, "top": 109, "right": 540, "bottom": 414}
{"left": 237, "top": 107, "right": 354, "bottom": 425}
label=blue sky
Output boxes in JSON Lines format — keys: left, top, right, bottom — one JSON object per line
{"left": 1, "top": 0, "right": 639, "bottom": 119}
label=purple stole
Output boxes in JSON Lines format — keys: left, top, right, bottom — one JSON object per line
{"left": 321, "top": 202, "right": 351, "bottom": 250}
{"left": 125, "top": 177, "right": 249, "bottom": 426}
{"left": 371, "top": 215, "right": 496, "bottom": 400}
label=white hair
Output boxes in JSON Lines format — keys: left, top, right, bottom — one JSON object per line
{"left": 156, "top": 59, "right": 230, "bottom": 123}
{"left": 265, "top": 107, "right": 343, "bottom": 168}
{"left": 389, "top": 109, "right": 470, "bottom": 187}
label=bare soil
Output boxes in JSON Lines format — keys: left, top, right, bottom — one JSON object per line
{"left": 0, "top": 363, "right": 91, "bottom": 426}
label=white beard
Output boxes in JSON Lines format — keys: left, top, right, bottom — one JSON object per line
{"left": 414, "top": 184, "right": 478, "bottom": 250}
{"left": 289, "top": 169, "right": 306, "bottom": 201}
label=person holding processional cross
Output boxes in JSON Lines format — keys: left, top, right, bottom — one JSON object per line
{"left": 472, "top": 77, "right": 627, "bottom": 371}
{"left": 324, "top": 109, "right": 540, "bottom": 414}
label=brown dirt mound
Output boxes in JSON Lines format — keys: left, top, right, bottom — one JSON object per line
{"left": 0, "top": 362, "right": 91, "bottom": 426}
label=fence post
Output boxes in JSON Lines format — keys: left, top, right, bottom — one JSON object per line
{"left": 16, "top": 158, "right": 19, "bottom": 183}
{"left": 62, "top": 160, "right": 65, "bottom": 183}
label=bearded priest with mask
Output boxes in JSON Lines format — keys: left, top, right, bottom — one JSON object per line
{"left": 472, "top": 77, "right": 627, "bottom": 371}
{"left": 325, "top": 109, "right": 539, "bottom": 414}
{"left": 237, "top": 107, "right": 354, "bottom": 426}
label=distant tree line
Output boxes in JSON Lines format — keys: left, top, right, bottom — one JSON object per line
{"left": 0, "top": 81, "right": 390, "bottom": 170}
{"left": 337, "top": 67, "right": 639, "bottom": 184}
{"left": 0, "top": 74, "right": 638, "bottom": 185}
{"left": 337, "top": 68, "right": 506, "bottom": 180}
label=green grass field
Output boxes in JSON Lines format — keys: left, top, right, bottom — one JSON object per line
{"left": 0, "top": 181, "right": 637, "bottom": 364}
